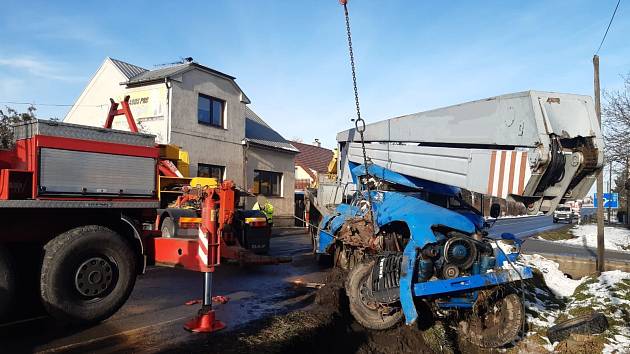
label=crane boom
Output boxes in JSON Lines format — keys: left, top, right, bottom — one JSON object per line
{"left": 337, "top": 90, "right": 603, "bottom": 214}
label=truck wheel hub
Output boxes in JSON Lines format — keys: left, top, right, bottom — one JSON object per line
{"left": 75, "top": 257, "right": 114, "bottom": 297}
{"left": 359, "top": 280, "right": 378, "bottom": 310}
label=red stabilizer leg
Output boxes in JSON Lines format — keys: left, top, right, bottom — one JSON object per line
{"left": 184, "top": 305, "right": 226, "bottom": 333}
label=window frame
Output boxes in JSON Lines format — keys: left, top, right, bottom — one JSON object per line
{"left": 197, "top": 93, "right": 225, "bottom": 128}
{"left": 253, "top": 170, "right": 283, "bottom": 197}
{"left": 197, "top": 163, "right": 225, "bottom": 182}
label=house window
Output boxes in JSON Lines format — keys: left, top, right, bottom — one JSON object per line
{"left": 253, "top": 170, "right": 282, "bottom": 196}
{"left": 197, "top": 163, "right": 224, "bottom": 181}
{"left": 197, "top": 94, "right": 224, "bottom": 127}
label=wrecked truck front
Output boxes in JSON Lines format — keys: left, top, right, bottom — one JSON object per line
{"left": 316, "top": 190, "right": 478, "bottom": 254}
{"left": 316, "top": 163, "right": 533, "bottom": 326}
{"left": 318, "top": 195, "right": 533, "bottom": 325}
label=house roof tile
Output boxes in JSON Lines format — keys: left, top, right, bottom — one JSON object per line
{"left": 291, "top": 141, "right": 333, "bottom": 174}
{"left": 109, "top": 58, "right": 148, "bottom": 79}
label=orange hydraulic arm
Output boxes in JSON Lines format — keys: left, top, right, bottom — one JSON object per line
{"left": 103, "top": 95, "right": 139, "bottom": 133}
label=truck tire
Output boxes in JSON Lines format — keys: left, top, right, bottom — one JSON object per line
{"left": 546, "top": 312, "right": 608, "bottom": 343}
{"left": 346, "top": 260, "right": 402, "bottom": 330}
{"left": 458, "top": 288, "right": 524, "bottom": 348}
{"left": 161, "top": 217, "right": 175, "bottom": 238}
{"left": 40, "top": 225, "right": 137, "bottom": 325}
{"left": 0, "top": 245, "right": 16, "bottom": 320}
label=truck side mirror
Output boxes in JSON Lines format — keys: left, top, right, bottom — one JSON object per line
{"left": 490, "top": 203, "right": 501, "bottom": 218}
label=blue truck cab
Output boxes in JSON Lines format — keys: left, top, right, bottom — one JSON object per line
{"left": 316, "top": 163, "right": 532, "bottom": 347}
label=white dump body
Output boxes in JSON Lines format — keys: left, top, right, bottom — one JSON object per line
{"left": 337, "top": 91, "right": 603, "bottom": 214}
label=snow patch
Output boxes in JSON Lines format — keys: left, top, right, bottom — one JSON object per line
{"left": 518, "top": 255, "right": 630, "bottom": 353}
{"left": 521, "top": 254, "right": 584, "bottom": 297}
{"left": 603, "top": 331, "right": 630, "bottom": 354}
{"left": 557, "top": 224, "right": 630, "bottom": 251}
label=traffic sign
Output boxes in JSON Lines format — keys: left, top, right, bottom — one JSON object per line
{"left": 593, "top": 193, "right": 619, "bottom": 209}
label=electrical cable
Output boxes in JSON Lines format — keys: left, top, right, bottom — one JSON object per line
{"left": 595, "top": 0, "right": 622, "bottom": 55}
{"left": 0, "top": 101, "right": 107, "bottom": 108}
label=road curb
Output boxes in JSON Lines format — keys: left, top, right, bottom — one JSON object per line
{"left": 523, "top": 251, "right": 630, "bottom": 278}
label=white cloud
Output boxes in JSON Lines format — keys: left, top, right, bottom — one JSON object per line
{"left": 0, "top": 56, "right": 85, "bottom": 82}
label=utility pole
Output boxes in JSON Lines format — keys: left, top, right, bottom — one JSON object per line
{"left": 593, "top": 55, "right": 605, "bottom": 274}
{"left": 608, "top": 160, "right": 612, "bottom": 223}
{"left": 626, "top": 157, "right": 629, "bottom": 225}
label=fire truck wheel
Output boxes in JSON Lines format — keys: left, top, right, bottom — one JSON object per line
{"left": 0, "top": 245, "right": 16, "bottom": 320}
{"left": 40, "top": 225, "right": 137, "bottom": 325}
{"left": 161, "top": 217, "right": 175, "bottom": 238}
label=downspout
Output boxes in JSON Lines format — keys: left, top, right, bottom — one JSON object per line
{"left": 242, "top": 138, "right": 250, "bottom": 191}
{"left": 242, "top": 138, "right": 250, "bottom": 208}
{"left": 164, "top": 78, "right": 172, "bottom": 143}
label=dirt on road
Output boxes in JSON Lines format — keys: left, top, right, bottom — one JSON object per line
{"left": 161, "top": 268, "right": 443, "bottom": 354}
{"left": 149, "top": 260, "right": 620, "bottom": 354}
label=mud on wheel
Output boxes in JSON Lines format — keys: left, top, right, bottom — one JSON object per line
{"left": 334, "top": 243, "right": 362, "bottom": 271}
{"left": 458, "top": 287, "right": 524, "bottom": 348}
{"left": 40, "top": 225, "right": 137, "bottom": 325}
{"left": 346, "top": 259, "right": 402, "bottom": 330}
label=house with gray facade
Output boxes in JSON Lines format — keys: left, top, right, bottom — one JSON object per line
{"left": 65, "top": 57, "right": 298, "bottom": 225}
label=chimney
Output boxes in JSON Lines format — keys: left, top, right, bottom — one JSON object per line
{"left": 313, "top": 138, "right": 321, "bottom": 147}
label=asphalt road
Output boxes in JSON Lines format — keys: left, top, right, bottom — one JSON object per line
{"left": 0, "top": 232, "right": 324, "bottom": 353}
{"left": 489, "top": 214, "right": 630, "bottom": 262}
{"left": 489, "top": 215, "right": 560, "bottom": 239}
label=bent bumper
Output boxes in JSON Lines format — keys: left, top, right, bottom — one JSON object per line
{"left": 401, "top": 260, "right": 533, "bottom": 325}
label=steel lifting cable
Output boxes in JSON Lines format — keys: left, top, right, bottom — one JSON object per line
{"left": 340, "top": 0, "right": 376, "bottom": 232}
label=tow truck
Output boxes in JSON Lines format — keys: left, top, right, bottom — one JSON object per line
{"left": 0, "top": 97, "right": 287, "bottom": 330}
{"left": 155, "top": 144, "right": 281, "bottom": 263}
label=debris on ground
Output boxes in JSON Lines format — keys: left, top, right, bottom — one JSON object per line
{"left": 517, "top": 254, "right": 630, "bottom": 353}
{"left": 291, "top": 280, "right": 325, "bottom": 289}
{"left": 546, "top": 312, "right": 609, "bottom": 343}
{"left": 167, "top": 255, "right": 629, "bottom": 354}
{"left": 167, "top": 267, "right": 433, "bottom": 353}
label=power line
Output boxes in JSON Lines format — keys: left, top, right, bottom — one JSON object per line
{"left": 595, "top": 0, "right": 622, "bottom": 55}
{"left": 0, "top": 101, "right": 107, "bottom": 108}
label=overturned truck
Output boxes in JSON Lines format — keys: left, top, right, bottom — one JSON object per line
{"left": 315, "top": 91, "right": 603, "bottom": 348}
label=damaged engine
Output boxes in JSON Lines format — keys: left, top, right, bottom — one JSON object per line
{"left": 370, "top": 230, "right": 498, "bottom": 303}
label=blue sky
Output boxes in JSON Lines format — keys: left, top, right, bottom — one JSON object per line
{"left": 0, "top": 0, "right": 628, "bottom": 149}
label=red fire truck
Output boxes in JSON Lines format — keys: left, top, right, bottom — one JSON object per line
{"left": 0, "top": 98, "right": 278, "bottom": 331}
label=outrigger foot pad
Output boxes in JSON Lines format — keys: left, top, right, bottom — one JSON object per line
{"left": 184, "top": 306, "right": 226, "bottom": 333}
